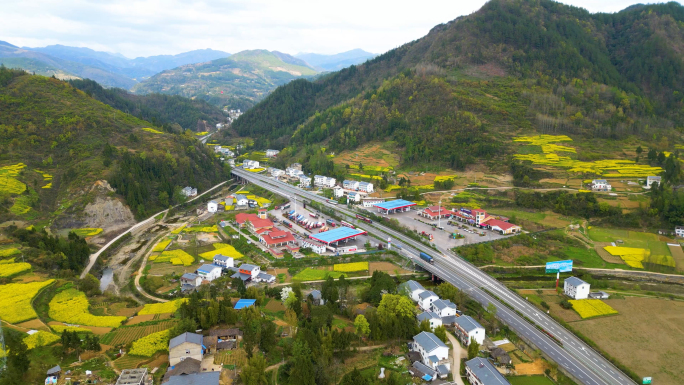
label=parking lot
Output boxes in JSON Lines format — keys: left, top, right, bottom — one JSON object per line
{"left": 376, "top": 209, "right": 508, "bottom": 250}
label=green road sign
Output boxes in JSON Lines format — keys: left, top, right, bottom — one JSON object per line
{"left": 643, "top": 377, "right": 652, "bottom": 384}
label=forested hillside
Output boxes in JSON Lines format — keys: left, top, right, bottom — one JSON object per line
{"left": 132, "top": 50, "right": 317, "bottom": 110}
{"left": 0, "top": 68, "right": 228, "bottom": 226}
{"left": 233, "top": 0, "right": 684, "bottom": 162}
{"left": 69, "top": 79, "right": 226, "bottom": 131}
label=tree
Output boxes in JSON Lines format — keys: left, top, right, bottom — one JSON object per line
{"left": 340, "top": 368, "right": 370, "bottom": 385}
{"left": 636, "top": 146, "right": 643, "bottom": 155}
{"left": 78, "top": 274, "right": 101, "bottom": 296}
{"left": 354, "top": 315, "right": 370, "bottom": 338}
{"left": 1, "top": 331, "right": 30, "bottom": 384}
{"left": 245, "top": 286, "right": 264, "bottom": 306}
{"left": 419, "top": 319, "right": 432, "bottom": 333}
{"left": 468, "top": 338, "right": 481, "bottom": 359}
{"left": 231, "top": 277, "right": 246, "bottom": 296}
{"left": 377, "top": 294, "right": 415, "bottom": 319}
{"left": 240, "top": 353, "right": 268, "bottom": 385}
{"left": 285, "top": 308, "right": 298, "bottom": 335}
{"left": 289, "top": 340, "right": 315, "bottom": 385}
{"left": 170, "top": 318, "right": 198, "bottom": 337}
{"left": 485, "top": 303, "right": 498, "bottom": 323}
{"left": 434, "top": 325, "right": 448, "bottom": 343}
{"left": 259, "top": 321, "right": 277, "bottom": 354}
{"left": 321, "top": 275, "right": 339, "bottom": 305}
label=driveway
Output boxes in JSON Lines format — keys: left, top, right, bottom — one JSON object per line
{"left": 446, "top": 331, "right": 467, "bottom": 385}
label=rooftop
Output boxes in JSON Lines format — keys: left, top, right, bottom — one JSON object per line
{"left": 309, "top": 227, "right": 367, "bottom": 244}
{"left": 417, "top": 311, "right": 441, "bottom": 322}
{"left": 482, "top": 218, "right": 519, "bottom": 231}
{"left": 197, "top": 264, "right": 221, "bottom": 273}
{"left": 465, "top": 357, "right": 510, "bottom": 385}
{"left": 413, "top": 331, "right": 448, "bottom": 353}
{"left": 116, "top": 368, "right": 148, "bottom": 385}
{"left": 181, "top": 273, "right": 198, "bottom": 280}
{"left": 565, "top": 276, "right": 589, "bottom": 287}
{"left": 400, "top": 280, "right": 425, "bottom": 293}
{"left": 166, "top": 372, "right": 220, "bottom": 385}
{"left": 454, "top": 315, "right": 484, "bottom": 333}
{"left": 234, "top": 299, "right": 257, "bottom": 309}
{"left": 261, "top": 229, "right": 296, "bottom": 245}
{"left": 235, "top": 213, "right": 273, "bottom": 228}
{"left": 239, "top": 263, "right": 259, "bottom": 271}
{"left": 432, "top": 299, "right": 456, "bottom": 311}
{"left": 418, "top": 290, "right": 438, "bottom": 300}
{"left": 372, "top": 199, "right": 417, "bottom": 211}
{"left": 169, "top": 332, "right": 203, "bottom": 350}
{"left": 214, "top": 255, "right": 232, "bottom": 262}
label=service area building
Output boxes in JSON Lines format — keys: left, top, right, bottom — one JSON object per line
{"left": 372, "top": 199, "right": 417, "bottom": 214}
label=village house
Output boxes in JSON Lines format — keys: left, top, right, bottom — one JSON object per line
{"left": 243, "top": 160, "right": 260, "bottom": 169}
{"left": 162, "top": 359, "right": 200, "bottom": 383}
{"left": 465, "top": 357, "right": 511, "bottom": 385}
{"left": 411, "top": 331, "right": 451, "bottom": 376}
{"left": 196, "top": 264, "right": 222, "bottom": 282}
{"left": 299, "top": 175, "right": 312, "bottom": 188}
{"left": 213, "top": 255, "right": 234, "bottom": 268}
{"left": 490, "top": 347, "right": 512, "bottom": 365}
{"left": 453, "top": 315, "right": 485, "bottom": 346}
{"left": 482, "top": 219, "right": 521, "bottom": 235}
{"left": 314, "top": 175, "right": 336, "bottom": 188}
{"left": 168, "top": 332, "right": 204, "bottom": 366}
{"left": 310, "top": 289, "right": 325, "bottom": 306}
{"left": 431, "top": 299, "right": 457, "bottom": 317}
{"left": 234, "top": 194, "right": 249, "bottom": 206}
{"left": 358, "top": 181, "right": 373, "bottom": 193}
{"left": 590, "top": 179, "right": 612, "bottom": 192}
{"left": 207, "top": 200, "right": 218, "bottom": 213}
{"left": 333, "top": 186, "right": 345, "bottom": 198}
{"left": 265, "top": 149, "right": 280, "bottom": 157}
{"left": 417, "top": 311, "right": 442, "bottom": 330}
{"left": 418, "top": 290, "right": 439, "bottom": 311}
{"left": 347, "top": 191, "right": 361, "bottom": 203}
{"left": 166, "top": 372, "right": 220, "bottom": 385}
{"left": 675, "top": 226, "right": 684, "bottom": 238}
{"left": 362, "top": 197, "right": 385, "bottom": 207}
{"left": 400, "top": 280, "right": 426, "bottom": 302}
{"left": 286, "top": 167, "right": 304, "bottom": 178}
{"left": 343, "top": 180, "right": 359, "bottom": 190}
{"left": 302, "top": 239, "right": 328, "bottom": 254}
{"left": 270, "top": 168, "right": 285, "bottom": 178}
{"left": 115, "top": 368, "right": 147, "bottom": 385}
{"left": 564, "top": 276, "right": 590, "bottom": 300}
{"left": 258, "top": 228, "right": 299, "bottom": 254}
{"left": 235, "top": 213, "right": 274, "bottom": 232}
{"left": 646, "top": 175, "right": 661, "bottom": 189}
{"left": 180, "top": 273, "right": 202, "bottom": 288}
{"left": 181, "top": 187, "right": 197, "bottom": 198}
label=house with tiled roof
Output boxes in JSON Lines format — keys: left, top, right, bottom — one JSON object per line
{"left": 410, "top": 331, "right": 450, "bottom": 377}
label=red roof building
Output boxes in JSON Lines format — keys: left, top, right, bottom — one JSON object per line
{"left": 481, "top": 218, "right": 521, "bottom": 234}
{"left": 235, "top": 213, "right": 274, "bottom": 231}
{"left": 420, "top": 206, "right": 452, "bottom": 220}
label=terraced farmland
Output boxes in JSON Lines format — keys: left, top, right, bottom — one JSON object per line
{"left": 100, "top": 320, "right": 176, "bottom": 346}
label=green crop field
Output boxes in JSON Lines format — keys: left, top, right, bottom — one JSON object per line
{"left": 587, "top": 227, "right": 675, "bottom": 268}
{"left": 562, "top": 246, "right": 617, "bottom": 268}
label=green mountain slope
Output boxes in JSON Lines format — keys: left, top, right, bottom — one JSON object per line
{"left": 0, "top": 68, "right": 228, "bottom": 228}
{"left": 131, "top": 49, "right": 318, "bottom": 110}
{"left": 233, "top": 0, "right": 684, "bottom": 164}
{"left": 68, "top": 78, "right": 226, "bottom": 131}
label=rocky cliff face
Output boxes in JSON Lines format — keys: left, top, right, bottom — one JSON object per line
{"left": 52, "top": 180, "right": 136, "bottom": 233}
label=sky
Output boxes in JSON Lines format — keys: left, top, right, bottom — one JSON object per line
{"left": 0, "top": 0, "right": 678, "bottom": 58}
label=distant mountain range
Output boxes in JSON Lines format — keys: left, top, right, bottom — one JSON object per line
{"left": 295, "top": 49, "right": 376, "bottom": 71}
{"left": 131, "top": 49, "right": 319, "bottom": 110}
{"left": 0, "top": 40, "right": 374, "bottom": 109}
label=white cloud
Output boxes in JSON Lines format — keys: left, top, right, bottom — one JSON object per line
{"left": 0, "top": 0, "right": 678, "bottom": 58}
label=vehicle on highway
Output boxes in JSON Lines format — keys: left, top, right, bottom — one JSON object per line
{"left": 340, "top": 220, "right": 354, "bottom": 228}
{"left": 419, "top": 252, "right": 434, "bottom": 264}
{"left": 327, "top": 199, "right": 338, "bottom": 205}
{"left": 356, "top": 214, "right": 373, "bottom": 224}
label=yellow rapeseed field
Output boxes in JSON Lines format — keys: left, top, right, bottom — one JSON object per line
{"left": 604, "top": 246, "right": 649, "bottom": 268}
{"left": 141, "top": 127, "right": 164, "bottom": 134}
{"left": 152, "top": 239, "right": 171, "bottom": 252}
{"left": 24, "top": 331, "right": 60, "bottom": 349}
{"left": 49, "top": 288, "right": 126, "bottom": 328}
{"left": 50, "top": 324, "right": 93, "bottom": 333}
{"left": 155, "top": 250, "right": 194, "bottom": 266}
{"left": 569, "top": 299, "right": 618, "bottom": 319}
{"left": 0, "top": 163, "right": 27, "bottom": 195}
{"left": 138, "top": 298, "right": 188, "bottom": 315}
{"left": 333, "top": 262, "right": 369, "bottom": 272}
{"left": 0, "top": 280, "right": 54, "bottom": 324}
{"left": 183, "top": 225, "right": 218, "bottom": 233}
{"left": 129, "top": 330, "right": 170, "bottom": 356}
{"left": 171, "top": 224, "right": 186, "bottom": 234}
{"left": 199, "top": 243, "right": 243, "bottom": 259}
{"left": 0, "top": 248, "right": 20, "bottom": 258}
{"left": 0, "top": 261, "right": 31, "bottom": 277}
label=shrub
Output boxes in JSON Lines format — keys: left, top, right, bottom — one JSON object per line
{"left": 560, "top": 300, "right": 573, "bottom": 309}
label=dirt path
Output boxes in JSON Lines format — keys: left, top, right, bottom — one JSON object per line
{"left": 134, "top": 243, "right": 168, "bottom": 303}
{"left": 446, "top": 332, "right": 466, "bottom": 385}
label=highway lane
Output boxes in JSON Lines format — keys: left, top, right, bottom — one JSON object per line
{"left": 233, "top": 168, "right": 635, "bottom": 385}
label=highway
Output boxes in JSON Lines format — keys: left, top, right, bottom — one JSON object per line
{"left": 232, "top": 168, "right": 636, "bottom": 385}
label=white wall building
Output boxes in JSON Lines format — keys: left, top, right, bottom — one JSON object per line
{"left": 302, "top": 239, "right": 327, "bottom": 254}
{"left": 412, "top": 331, "right": 450, "bottom": 372}
{"left": 418, "top": 290, "right": 439, "bottom": 311}
{"left": 270, "top": 168, "right": 285, "bottom": 177}
{"left": 181, "top": 186, "right": 197, "bottom": 197}
{"left": 333, "top": 186, "right": 345, "bottom": 198}
{"left": 465, "top": 357, "right": 510, "bottom": 385}
{"left": 358, "top": 181, "right": 374, "bottom": 193}
{"left": 314, "top": 175, "right": 336, "bottom": 188}
{"left": 362, "top": 198, "right": 385, "bottom": 208}
{"left": 265, "top": 149, "right": 280, "bottom": 157}
{"left": 299, "top": 175, "right": 312, "bottom": 188}
{"left": 347, "top": 192, "right": 361, "bottom": 203}
{"left": 591, "top": 179, "right": 611, "bottom": 191}
{"left": 564, "top": 276, "right": 591, "bottom": 300}
{"left": 286, "top": 167, "right": 304, "bottom": 178}
{"left": 646, "top": 175, "right": 662, "bottom": 189}
{"left": 431, "top": 299, "right": 457, "bottom": 317}
{"left": 400, "top": 280, "right": 426, "bottom": 302}
{"left": 243, "top": 160, "right": 260, "bottom": 170}
{"left": 207, "top": 200, "right": 218, "bottom": 213}
{"left": 197, "top": 264, "right": 222, "bottom": 282}
{"left": 417, "top": 311, "right": 443, "bottom": 330}
{"left": 676, "top": 226, "right": 684, "bottom": 238}
{"left": 235, "top": 194, "right": 248, "bottom": 206}
{"left": 343, "top": 180, "right": 359, "bottom": 190}
{"left": 453, "top": 315, "right": 485, "bottom": 346}
{"left": 213, "top": 255, "right": 234, "bottom": 268}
